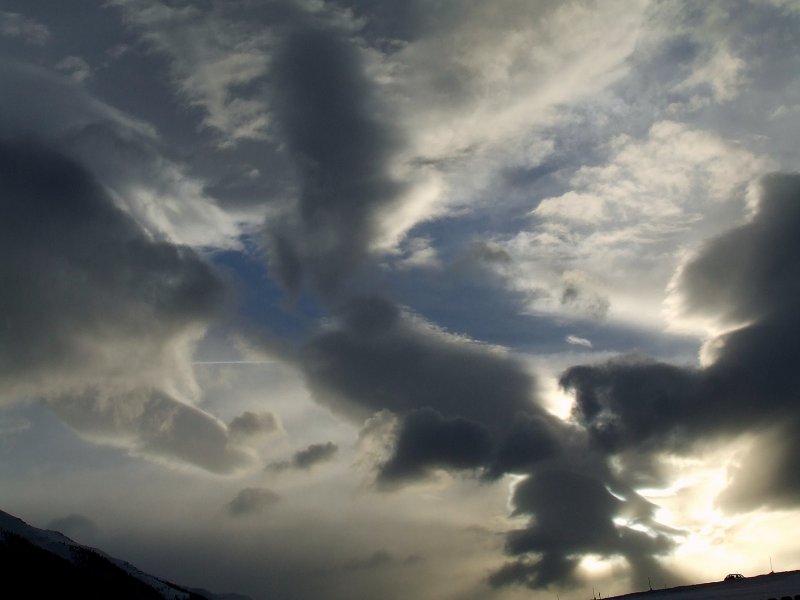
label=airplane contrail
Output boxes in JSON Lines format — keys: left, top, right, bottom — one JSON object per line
{"left": 191, "top": 360, "right": 276, "bottom": 365}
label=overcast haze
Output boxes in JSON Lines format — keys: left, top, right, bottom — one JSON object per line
{"left": 2, "top": 1, "right": 800, "bottom": 599}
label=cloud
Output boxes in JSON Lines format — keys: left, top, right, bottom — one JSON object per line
{"left": 0, "top": 415, "right": 31, "bottom": 440}
{"left": 0, "top": 11, "right": 50, "bottom": 45}
{"left": 393, "top": 236, "right": 441, "bottom": 270}
{"left": 46, "top": 514, "right": 98, "bottom": 542}
{"left": 565, "top": 335, "right": 592, "bottom": 348}
{"left": 0, "top": 137, "right": 225, "bottom": 399}
{"left": 109, "top": 0, "right": 274, "bottom": 144}
{"left": 377, "top": 408, "right": 494, "bottom": 486}
{"left": 50, "top": 388, "right": 251, "bottom": 474}
{"left": 65, "top": 2, "right": 800, "bottom": 594}
{"left": 299, "top": 296, "right": 538, "bottom": 430}
{"left": 292, "top": 294, "right": 681, "bottom": 587}
{"left": 498, "top": 121, "right": 773, "bottom": 324}
{"left": 264, "top": 23, "right": 408, "bottom": 298}
{"left": 228, "top": 411, "right": 281, "bottom": 441}
{"left": 111, "top": 0, "right": 658, "bottom": 300}
{"left": 0, "top": 136, "right": 260, "bottom": 473}
{"left": 340, "top": 550, "right": 421, "bottom": 572}
{"left": 54, "top": 56, "right": 93, "bottom": 83}
{"left": 226, "top": 487, "right": 280, "bottom": 517}
{"left": 292, "top": 441, "right": 339, "bottom": 469}
{"left": 561, "top": 173, "right": 800, "bottom": 513}
{"left": 0, "top": 59, "right": 244, "bottom": 248}
{"left": 342, "top": 549, "right": 395, "bottom": 572}
{"left": 495, "top": 457, "right": 681, "bottom": 591}
{"left": 269, "top": 441, "right": 339, "bottom": 472}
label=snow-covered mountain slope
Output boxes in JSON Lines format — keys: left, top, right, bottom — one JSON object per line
{"left": 0, "top": 509, "right": 250, "bottom": 600}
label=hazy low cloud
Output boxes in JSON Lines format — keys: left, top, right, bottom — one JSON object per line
{"left": 50, "top": 389, "right": 251, "bottom": 474}
{"left": 341, "top": 549, "right": 421, "bottom": 572}
{"left": 47, "top": 514, "right": 97, "bottom": 542}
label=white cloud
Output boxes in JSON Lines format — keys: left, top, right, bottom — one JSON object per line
{"left": 365, "top": 0, "right": 650, "bottom": 244}
{"left": 566, "top": 335, "right": 593, "bottom": 348}
{"left": 671, "top": 43, "right": 745, "bottom": 107}
{"left": 391, "top": 236, "right": 441, "bottom": 271}
{"left": 497, "top": 121, "right": 774, "bottom": 327}
{"left": 112, "top": 0, "right": 652, "bottom": 254}
{"left": 534, "top": 121, "right": 767, "bottom": 225}
{"left": 386, "top": 0, "right": 648, "bottom": 163}
{"left": 110, "top": 0, "right": 273, "bottom": 145}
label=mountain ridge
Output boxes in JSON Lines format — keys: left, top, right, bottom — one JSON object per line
{"left": 0, "top": 508, "right": 251, "bottom": 600}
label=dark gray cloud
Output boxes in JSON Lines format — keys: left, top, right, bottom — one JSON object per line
{"left": 269, "top": 441, "right": 339, "bottom": 472}
{"left": 0, "top": 137, "right": 225, "bottom": 396}
{"left": 487, "top": 437, "right": 684, "bottom": 591}
{"left": 677, "top": 173, "right": 800, "bottom": 325}
{"left": 265, "top": 23, "right": 405, "bottom": 298}
{"left": 377, "top": 408, "right": 494, "bottom": 486}
{"left": 503, "top": 463, "right": 675, "bottom": 586}
{"left": 296, "top": 294, "right": 680, "bottom": 589}
{"left": 561, "top": 173, "right": 800, "bottom": 513}
{"left": 226, "top": 487, "right": 280, "bottom": 517}
{"left": 485, "top": 173, "right": 800, "bottom": 589}
{"left": 228, "top": 411, "right": 281, "bottom": 441}
{"left": 300, "top": 295, "right": 538, "bottom": 430}
{"left": 293, "top": 441, "right": 338, "bottom": 469}
{"left": 299, "top": 295, "right": 568, "bottom": 486}
{"left": 562, "top": 356, "right": 705, "bottom": 454}
{"left": 483, "top": 412, "right": 562, "bottom": 480}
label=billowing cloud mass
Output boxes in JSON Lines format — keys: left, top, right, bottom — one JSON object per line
{"left": 563, "top": 174, "right": 800, "bottom": 512}
{"left": 299, "top": 296, "right": 537, "bottom": 428}
{"left": 0, "top": 134, "right": 246, "bottom": 473}
{"left": 2, "top": 2, "right": 800, "bottom": 600}
{"left": 0, "top": 137, "right": 223, "bottom": 397}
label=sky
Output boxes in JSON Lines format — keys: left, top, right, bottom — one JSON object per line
{"left": 1, "top": 1, "right": 800, "bottom": 599}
